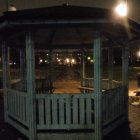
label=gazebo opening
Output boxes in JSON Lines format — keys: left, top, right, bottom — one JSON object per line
{"left": 8, "top": 26, "right": 123, "bottom": 94}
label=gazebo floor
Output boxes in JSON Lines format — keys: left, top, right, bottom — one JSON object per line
{"left": 53, "top": 81, "right": 80, "bottom": 93}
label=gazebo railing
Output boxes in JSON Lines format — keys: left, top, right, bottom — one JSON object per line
{"left": 102, "top": 86, "right": 126, "bottom": 135}
{"left": 102, "top": 87, "right": 125, "bottom": 125}
{"left": 36, "top": 94, "right": 95, "bottom": 130}
{"left": 82, "top": 78, "right": 121, "bottom": 90}
{"left": 4, "top": 86, "right": 126, "bottom": 138}
{"left": 6, "top": 89, "right": 28, "bottom": 125}
{"left": 6, "top": 89, "right": 29, "bottom": 137}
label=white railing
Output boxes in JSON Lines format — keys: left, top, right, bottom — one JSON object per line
{"left": 83, "top": 78, "right": 121, "bottom": 90}
{"left": 36, "top": 94, "right": 94, "bottom": 130}
{"left": 6, "top": 89, "right": 28, "bottom": 126}
{"left": 5, "top": 86, "right": 126, "bottom": 139}
{"left": 102, "top": 87, "right": 125, "bottom": 126}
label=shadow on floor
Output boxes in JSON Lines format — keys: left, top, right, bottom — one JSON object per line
{"left": 103, "top": 122, "right": 137, "bottom": 140}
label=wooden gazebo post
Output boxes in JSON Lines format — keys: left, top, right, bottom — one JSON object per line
{"left": 19, "top": 48, "right": 25, "bottom": 80}
{"left": 108, "top": 45, "right": 113, "bottom": 89}
{"left": 26, "top": 32, "right": 37, "bottom": 140}
{"left": 19, "top": 48, "right": 25, "bottom": 90}
{"left": 2, "top": 41, "right": 10, "bottom": 122}
{"left": 49, "top": 48, "right": 53, "bottom": 89}
{"left": 122, "top": 42, "right": 129, "bottom": 121}
{"left": 81, "top": 48, "right": 85, "bottom": 87}
{"left": 94, "top": 31, "right": 102, "bottom": 140}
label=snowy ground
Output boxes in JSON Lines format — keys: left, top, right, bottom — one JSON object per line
{"left": 129, "top": 80, "right": 140, "bottom": 106}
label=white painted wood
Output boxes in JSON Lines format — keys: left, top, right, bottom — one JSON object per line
{"left": 38, "top": 99, "right": 45, "bottom": 125}
{"left": 102, "top": 87, "right": 126, "bottom": 126}
{"left": 66, "top": 95, "right": 71, "bottom": 126}
{"left": 73, "top": 96, "right": 78, "bottom": 125}
{"left": 79, "top": 97, "right": 85, "bottom": 124}
{"left": 86, "top": 95, "right": 92, "bottom": 124}
{"left": 94, "top": 32, "right": 102, "bottom": 140}
{"left": 108, "top": 45, "right": 113, "bottom": 89}
{"left": 52, "top": 97, "right": 58, "bottom": 125}
{"left": 26, "top": 32, "right": 37, "bottom": 140}
{"left": 38, "top": 132, "right": 95, "bottom": 140}
{"left": 122, "top": 45, "right": 129, "bottom": 121}
{"left": 45, "top": 97, "right": 51, "bottom": 125}
{"left": 2, "top": 42, "right": 10, "bottom": 122}
{"left": 6, "top": 89, "right": 28, "bottom": 125}
{"left": 7, "top": 112, "right": 28, "bottom": 126}
{"left": 36, "top": 94, "right": 95, "bottom": 130}
{"left": 59, "top": 98, "right": 65, "bottom": 125}
{"left": 6, "top": 87, "right": 126, "bottom": 137}
{"left": 7, "top": 117, "right": 29, "bottom": 137}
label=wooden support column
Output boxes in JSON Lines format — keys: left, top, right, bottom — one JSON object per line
{"left": 94, "top": 31, "right": 102, "bottom": 140}
{"left": 108, "top": 45, "right": 113, "bottom": 89}
{"left": 76, "top": 29, "right": 86, "bottom": 87}
{"left": 122, "top": 43, "right": 129, "bottom": 121}
{"left": 19, "top": 48, "right": 25, "bottom": 90}
{"left": 20, "top": 48, "right": 25, "bottom": 79}
{"left": 26, "top": 32, "right": 37, "bottom": 140}
{"left": 49, "top": 49, "right": 53, "bottom": 88}
{"left": 2, "top": 41, "right": 10, "bottom": 122}
{"left": 81, "top": 48, "right": 85, "bottom": 87}
{"left": 47, "top": 29, "right": 56, "bottom": 89}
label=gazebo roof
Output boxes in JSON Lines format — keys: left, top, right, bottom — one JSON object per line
{"left": 1, "top": 5, "right": 113, "bottom": 21}
{"left": 0, "top": 5, "right": 140, "bottom": 49}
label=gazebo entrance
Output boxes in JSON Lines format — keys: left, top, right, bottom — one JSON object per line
{"left": 1, "top": 5, "right": 140, "bottom": 140}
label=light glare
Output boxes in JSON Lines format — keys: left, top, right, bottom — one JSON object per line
{"left": 137, "top": 51, "right": 140, "bottom": 57}
{"left": 115, "top": 3, "right": 127, "bottom": 17}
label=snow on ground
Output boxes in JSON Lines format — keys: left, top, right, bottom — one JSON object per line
{"left": 129, "top": 90, "right": 140, "bottom": 106}
{"left": 131, "top": 102, "right": 140, "bottom": 106}
{"left": 129, "top": 91, "right": 137, "bottom": 97}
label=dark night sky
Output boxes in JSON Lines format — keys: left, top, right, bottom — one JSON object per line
{"left": 0, "top": 0, "right": 140, "bottom": 23}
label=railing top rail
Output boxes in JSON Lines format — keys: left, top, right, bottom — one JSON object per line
{"left": 36, "top": 93, "right": 94, "bottom": 99}
{"left": 6, "top": 88, "right": 27, "bottom": 97}
{"left": 83, "top": 78, "right": 121, "bottom": 83}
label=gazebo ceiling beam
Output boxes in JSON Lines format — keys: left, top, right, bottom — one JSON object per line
{"left": 4, "top": 19, "right": 114, "bottom": 27}
{"left": 34, "top": 42, "right": 111, "bottom": 50}
{"left": 8, "top": 39, "right": 125, "bottom": 50}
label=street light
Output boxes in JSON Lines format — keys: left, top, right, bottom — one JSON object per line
{"left": 115, "top": 0, "right": 128, "bottom": 17}
{"left": 137, "top": 50, "right": 140, "bottom": 58}
{"left": 6, "top": 0, "right": 16, "bottom": 11}
{"left": 8, "top": 4, "right": 17, "bottom": 11}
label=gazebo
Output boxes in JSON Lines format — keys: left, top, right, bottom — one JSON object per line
{"left": 0, "top": 5, "right": 140, "bottom": 140}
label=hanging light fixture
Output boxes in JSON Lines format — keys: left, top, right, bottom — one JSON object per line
{"left": 115, "top": 0, "right": 128, "bottom": 17}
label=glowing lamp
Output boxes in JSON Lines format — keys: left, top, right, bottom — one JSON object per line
{"left": 115, "top": 2, "right": 127, "bottom": 17}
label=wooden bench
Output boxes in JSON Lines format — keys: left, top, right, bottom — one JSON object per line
{"left": 78, "top": 86, "right": 105, "bottom": 93}
{"left": 36, "top": 86, "right": 55, "bottom": 94}
{"left": 11, "top": 78, "right": 55, "bottom": 94}
{"left": 78, "top": 86, "right": 94, "bottom": 93}
{"left": 36, "top": 78, "right": 55, "bottom": 94}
